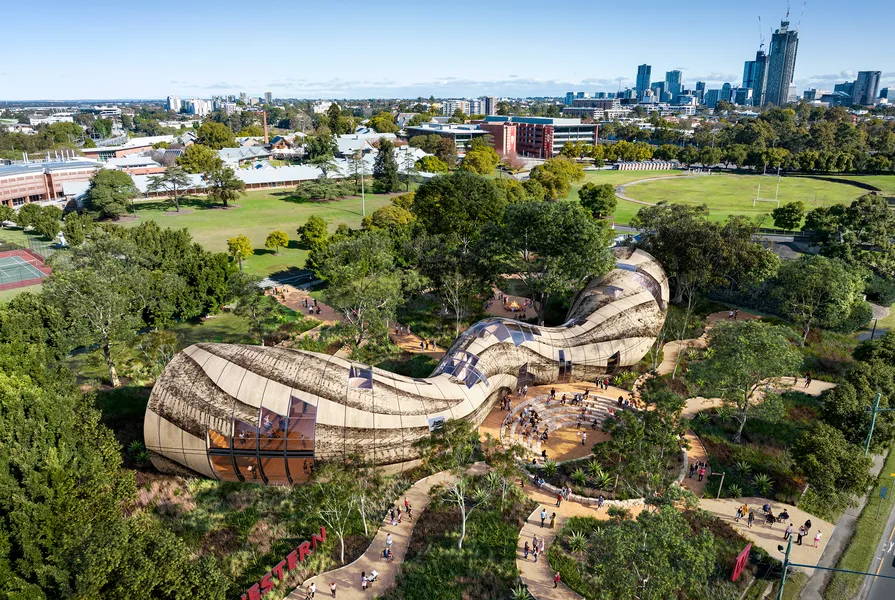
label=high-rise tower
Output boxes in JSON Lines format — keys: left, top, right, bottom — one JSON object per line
{"left": 765, "top": 21, "right": 799, "bottom": 106}
{"left": 636, "top": 64, "right": 652, "bottom": 98}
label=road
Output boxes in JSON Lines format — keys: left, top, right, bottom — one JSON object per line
{"left": 864, "top": 491, "right": 895, "bottom": 600}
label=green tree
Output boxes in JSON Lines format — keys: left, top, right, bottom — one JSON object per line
{"left": 494, "top": 200, "right": 615, "bottom": 324}
{"left": 368, "top": 111, "right": 399, "bottom": 133}
{"left": 146, "top": 165, "right": 192, "bottom": 211}
{"left": 373, "top": 138, "right": 401, "bottom": 193}
{"left": 32, "top": 205, "right": 62, "bottom": 240}
{"left": 43, "top": 239, "right": 148, "bottom": 387}
{"left": 176, "top": 143, "right": 223, "bottom": 174}
{"left": 92, "top": 118, "right": 113, "bottom": 138}
{"left": 690, "top": 320, "right": 802, "bottom": 442}
{"left": 794, "top": 421, "right": 872, "bottom": 504}
{"left": 699, "top": 146, "right": 722, "bottom": 167}
{"left": 771, "top": 200, "right": 806, "bottom": 231}
{"left": 264, "top": 229, "right": 289, "bottom": 255}
{"left": 14, "top": 202, "right": 43, "bottom": 228}
{"left": 60, "top": 212, "right": 93, "bottom": 246}
{"left": 297, "top": 215, "right": 329, "bottom": 251}
{"left": 416, "top": 155, "right": 449, "bottom": 173}
{"left": 0, "top": 204, "right": 13, "bottom": 224}
{"left": 434, "top": 137, "right": 457, "bottom": 168}
{"left": 318, "top": 232, "right": 408, "bottom": 347}
{"left": 460, "top": 145, "right": 500, "bottom": 175}
{"left": 203, "top": 166, "right": 245, "bottom": 207}
{"left": 528, "top": 156, "right": 584, "bottom": 199}
{"left": 230, "top": 272, "right": 282, "bottom": 345}
{"left": 772, "top": 255, "right": 866, "bottom": 343}
{"left": 195, "top": 121, "right": 237, "bottom": 149}
{"left": 412, "top": 170, "right": 506, "bottom": 254}
{"left": 226, "top": 234, "right": 253, "bottom": 271}
{"left": 305, "top": 134, "right": 338, "bottom": 160}
{"left": 84, "top": 169, "right": 138, "bottom": 219}
{"left": 578, "top": 182, "right": 617, "bottom": 219}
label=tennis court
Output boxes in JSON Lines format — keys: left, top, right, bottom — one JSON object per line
{"left": 0, "top": 250, "right": 51, "bottom": 291}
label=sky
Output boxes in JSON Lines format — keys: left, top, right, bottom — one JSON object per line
{"left": 2, "top": 0, "right": 894, "bottom": 101}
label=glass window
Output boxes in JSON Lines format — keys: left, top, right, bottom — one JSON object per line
{"left": 210, "top": 454, "right": 240, "bottom": 481}
{"left": 233, "top": 418, "right": 260, "bottom": 452}
{"left": 287, "top": 457, "right": 315, "bottom": 483}
{"left": 285, "top": 397, "right": 316, "bottom": 453}
{"left": 234, "top": 454, "right": 262, "bottom": 483}
{"left": 259, "top": 408, "right": 286, "bottom": 452}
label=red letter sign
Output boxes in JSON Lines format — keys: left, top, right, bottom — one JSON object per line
{"left": 732, "top": 543, "right": 752, "bottom": 581}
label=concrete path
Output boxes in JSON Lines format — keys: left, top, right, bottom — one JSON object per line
{"left": 387, "top": 324, "right": 445, "bottom": 359}
{"left": 515, "top": 485, "right": 643, "bottom": 600}
{"left": 274, "top": 286, "right": 342, "bottom": 325}
{"left": 290, "top": 462, "right": 487, "bottom": 599}
{"left": 699, "top": 497, "right": 834, "bottom": 573}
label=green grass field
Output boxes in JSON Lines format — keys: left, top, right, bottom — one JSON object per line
{"left": 619, "top": 173, "right": 865, "bottom": 224}
{"left": 126, "top": 189, "right": 397, "bottom": 276}
{"left": 558, "top": 169, "right": 686, "bottom": 225}
{"left": 831, "top": 174, "right": 895, "bottom": 195}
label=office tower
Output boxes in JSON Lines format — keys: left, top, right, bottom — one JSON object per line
{"left": 468, "top": 99, "right": 484, "bottom": 114}
{"left": 166, "top": 95, "right": 181, "bottom": 112}
{"left": 853, "top": 71, "right": 881, "bottom": 105}
{"left": 751, "top": 50, "right": 769, "bottom": 106}
{"left": 239, "top": 92, "right": 247, "bottom": 102}
{"left": 483, "top": 96, "right": 498, "bottom": 115}
{"left": 576, "top": 92, "right": 588, "bottom": 99}
{"left": 704, "top": 89, "right": 721, "bottom": 109}
{"left": 695, "top": 81, "right": 706, "bottom": 103}
{"left": 881, "top": 88, "right": 891, "bottom": 102}
{"left": 265, "top": 91, "right": 273, "bottom": 104}
{"left": 721, "top": 83, "right": 732, "bottom": 103}
{"left": 665, "top": 70, "right": 683, "bottom": 97}
{"left": 743, "top": 61, "right": 757, "bottom": 89}
{"left": 765, "top": 21, "right": 799, "bottom": 105}
{"left": 834, "top": 81, "right": 855, "bottom": 97}
{"left": 734, "top": 88, "right": 753, "bottom": 106}
{"left": 636, "top": 64, "right": 652, "bottom": 97}
{"left": 564, "top": 92, "right": 574, "bottom": 106}
{"left": 803, "top": 89, "right": 819, "bottom": 101}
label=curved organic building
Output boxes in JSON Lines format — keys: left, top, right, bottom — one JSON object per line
{"left": 145, "top": 247, "right": 668, "bottom": 484}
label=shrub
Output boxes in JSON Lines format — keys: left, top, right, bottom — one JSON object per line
{"left": 571, "top": 468, "right": 587, "bottom": 487}
{"left": 831, "top": 300, "right": 873, "bottom": 333}
{"left": 543, "top": 460, "right": 558, "bottom": 478}
{"left": 865, "top": 274, "right": 895, "bottom": 305}
{"left": 752, "top": 473, "right": 773, "bottom": 496}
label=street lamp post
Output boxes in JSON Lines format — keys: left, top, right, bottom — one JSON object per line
{"left": 776, "top": 535, "right": 895, "bottom": 598}
{"left": 864, "top": 393, "right": 895, "bottom": 456}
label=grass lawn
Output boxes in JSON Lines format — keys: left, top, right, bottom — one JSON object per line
{"left": 825, "top": 446, "right": 895, "bottom": 600}
{"left": 126, "top": 189, "right": 397, "bottom": 277}
{"left": 0, "top": 284, "right": 40, "bottom": 303}
{"left": 557, "top": 169, "right": 685, "bottom": 224}
{"left": 833, "top": 174, "right": 895, "bottom": 195}
{"left": 620, "top": 173, "right": 865, "bottom": 224}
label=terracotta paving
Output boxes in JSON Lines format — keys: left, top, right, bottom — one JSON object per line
{"left": 387, "top": 324, "right": 446, "bottom": 359}
{"left": 274, "top": 285, "right": 342, "bottom": 325}
{"left": 486, "top": 286, "right": 537, "bottom": 320}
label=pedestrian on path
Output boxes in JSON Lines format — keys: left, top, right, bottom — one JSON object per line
{"left": 524, "top": 541, "right": 530, "bottom": 559}
{"left": 385, "top": 533, "right": 392, "bottom": 551}
{"left": 735, "top": 506, "right": 743, "bottom": 522}
{"left": 597, "top": 495, "right": 605, "bottom": 509}
{"left": 556, "top": 493, "right": 562, "bottom": 507}
{"left": 361, "top": 572, "right": 368, "bottom": 591}
{"left": 814, "top": 530, "right": 822, "bottom": 547}
{"left": 533, "top": 547, "right": 539, "bottom": 563}
{"left": 554, "top": 571, "right": 561, "bottom": 588}
{"left": 748, "top": 511, "right": 755, "bottom": 528}
{"left": 306, "top": 582, "right": 316, "bottom": 599}
{"left": 797, "top": 526, "right": 805, "bottom": 545}
{"left": 582, "top": 432, "right": 587, "bottom": 446}
{"left": 784, "top": 523, "right": 793, "bottom": 540}
{"left": 540, "top": 507, "right": 548, "bottom": 527}
{"left": 539, "top": 539, "right": 545, "bottom": 555}
{"left": 698, "top": 465, "right": 706, "bottom": 481}
{"left": 805, "top": 371, "right": 812, "bottom": 388}
{"left": 329, "top": 581, "right": 337, "bottom": 597}
{"left": 550, "top": 512, "right": 557, "bottom": 528}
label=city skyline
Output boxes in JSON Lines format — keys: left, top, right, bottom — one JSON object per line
{"left": 2, "top": 0, "right": 894, "bottom": 101}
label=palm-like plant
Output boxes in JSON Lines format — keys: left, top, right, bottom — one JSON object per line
{"left": 752, "top": 473, "right": 773, "bottom": 496}
{"left": 510, "top": 584, "right": 532, "bottom": 600}
{"left": 716, "top": 404, "right": 733, "bottom": 423}
{"left": 592, "top": 469, "right": 612, "bottom": 490}
{"left": 568, "top": 530, "right": 588, "bottom": 553}
{"left": 135, "top": 450, "right": 151, "bottom": 466}
{"left": 727, "top": 483, "right": 744, "bottom": 498}
{"left": 587, "top": 459, "right": 603, "bottom": 478}
{"left": 735, "top": 461, "right": 752, "bottom": 477}
{"left": 543, "top": 460, "right": 558, "bottom": 478}
{"left": 571, "top": 468, "right": 587, "bottom": 487}
{"left": 128, "top": 440, "right": 145, "bottom": 455}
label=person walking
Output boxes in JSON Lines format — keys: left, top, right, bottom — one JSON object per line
{"left": 522, "top": 384, "right": 528, "bottom": 398}
{"left": 784, "top": 523, "right": 793, "bottom": 540}
{"left": 805, "top": 371, "right": 812, "bottom": 388}
{"left": 748, "top": 511, "right": 755, "bottom": 528}
{"left": 556, "top": 493, "right": 562, "bottom": 507}
{"left": 533, "top": 547, "right": 539, "bottom": 563}
{"left": 329, "top": 581, "right": 337, "bottom": 598}
{"left": 814, "top": 530, "right": 822, "bottom": 548}
{"left": 550, "top": 512, "right": 557, "bottom": 528}
{"left": 523, "top": 541, "right": 530, "bottom": 559}
{"left": 554, "top": 571, "right": 561, "bottom": 589}
{"left": 597, "top": 495, "right": 605, "bottom": 509}
{"left": 698, "top": 465, "right": 706, "bottom": 481}
{"left": 361, "top": 572, "right": 368, "bottom": 591}
{"left": 582, "top": 432, "right": 587, "bottom": 446}
{"left": 306, "top": 582, "right": 316, "bottom": 599}
{"left": 797, "top": 526, "right": 805, "bottom": 545}
{"left": 540, "top": 507, "right": 548, "bottom": 527}
{"left": 735, "top": 506, "right": 743, "bottom": 522}
{"left": 385, "top": 533, "right": 393, "bottom": 552}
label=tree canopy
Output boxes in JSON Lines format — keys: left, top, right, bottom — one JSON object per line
{"left": 527, "top": 156, "right": 584, "bottom": 199}
{"left": 176, "top": 143, "right": 223, "bottom": 174}
{"left": 195, "top": 121, "right": 237, "bottom": 150}
{"left": 84, "top": 169, "right": 137, "bottom": 220}
{"left": 578, "top": 182, "right": 617, "bottom": 219}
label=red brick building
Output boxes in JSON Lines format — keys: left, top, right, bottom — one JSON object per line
{"left": 0, "top": 161, "right": 99, "bottom": 207}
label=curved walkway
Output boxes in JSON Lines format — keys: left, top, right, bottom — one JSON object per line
{"left": 289, "top": 462, "right": 487, "bottom": 599}
{"left": 614, "top": 173, "right": 710, "bottom": 206}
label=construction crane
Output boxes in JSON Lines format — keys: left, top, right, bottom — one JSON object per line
{"left": 796, "top": 0, "right": 807, "bottom": 30}
{"left": 758, "top": 16, "right": 765, "bottom": 50}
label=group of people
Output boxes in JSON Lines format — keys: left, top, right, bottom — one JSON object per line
{"left": 687, "top": 461, "right": 708, "bottom": 482}
{"left": 300, "top": 296, "right": 322, "bottom": 316}
{"left": 302, "top": 580, "right": 339, "bottom": 598}
{"left": 523, "top": 532, "right": 547, "bottom": 562}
